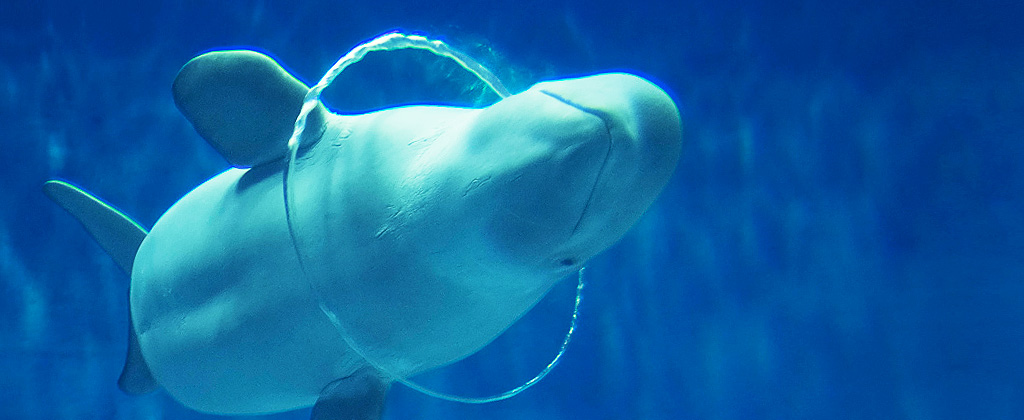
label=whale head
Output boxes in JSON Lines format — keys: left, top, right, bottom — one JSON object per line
{"left": 458, "top": 73, "right": 682, "bottom": 277}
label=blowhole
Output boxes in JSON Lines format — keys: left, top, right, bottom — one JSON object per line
{"left": 559, "top": 258, "right": 576, "bottom": 267}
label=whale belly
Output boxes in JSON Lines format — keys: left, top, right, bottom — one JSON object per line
{"left": 130, "top": 166, "right": 360, "bottom": 415}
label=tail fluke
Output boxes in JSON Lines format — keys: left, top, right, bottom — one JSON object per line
{"left": 43, "top": 180, "right": 158, "bottom": 394}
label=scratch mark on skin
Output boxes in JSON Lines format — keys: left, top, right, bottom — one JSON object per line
{"left": 376, "top": 205, "right": 403, "bottom": 238}
{"left": 463, "top": 176, "right": 492, "bottom": 196}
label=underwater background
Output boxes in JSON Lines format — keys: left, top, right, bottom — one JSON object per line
{"left": 2, "top": 0, "right": 1023, "bottom": 419}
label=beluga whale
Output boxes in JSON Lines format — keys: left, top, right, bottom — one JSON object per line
{"left": 45, "top": 32, "right": 682, "bottom": 419}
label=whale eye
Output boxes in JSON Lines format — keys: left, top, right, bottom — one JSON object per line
{"left": 559, "top": 258, "right": 576, "bottom": 267}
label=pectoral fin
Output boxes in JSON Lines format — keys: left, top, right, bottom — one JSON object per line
{"left": 311, "top": 367, "right": 390, "bottom": 420}
{"left": 172, "top": 49, "right": 329, "bottom": 168}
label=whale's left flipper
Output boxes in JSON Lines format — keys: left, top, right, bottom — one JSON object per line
{"left": 42, "top": 180, "right": 158, "bottom": 395}
{"left": 311, "top": 367, "right": 390, "bottom": 420}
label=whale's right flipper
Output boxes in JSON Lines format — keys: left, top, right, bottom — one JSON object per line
{"left": 172, "top": 50, "right": 329, "bottom": 169}
{"left": 311, "top": 367, "right": 390, "bottom": 420}
{"left": 42, "top": 180, "right": 158, "bottom": 395}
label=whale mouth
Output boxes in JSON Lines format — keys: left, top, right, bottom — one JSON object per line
{"left": 539, "top": 90, "right": 615, "bottom": 238}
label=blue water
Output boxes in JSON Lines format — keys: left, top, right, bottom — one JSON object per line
{"left": 2, "top": 1, "right": 1023, "bottom": 419}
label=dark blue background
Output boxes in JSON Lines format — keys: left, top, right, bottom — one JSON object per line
{"left": 2, "top": 0, "right": 1023, "bottom": 419}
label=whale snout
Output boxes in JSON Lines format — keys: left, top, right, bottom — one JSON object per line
{"left": 534, "top": 73, "right": 683, "bottom": 265}
{"left": 458, "top": 73, "right": 681, "bottom": 273}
